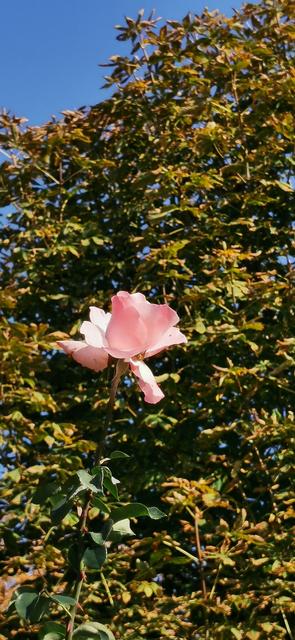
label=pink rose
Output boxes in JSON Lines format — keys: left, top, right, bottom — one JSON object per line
{"left": 58, "top": 291, "right": 186, "bottom": 404}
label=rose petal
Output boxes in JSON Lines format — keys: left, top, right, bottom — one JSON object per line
{"left": 128, "top": 297, "right": 179, "bottom": 348}
{"left": 129, "top": 358, "right": 164, "bottom": 404}
{"left": 58, "top": 340, "right": 108, "bottom": 372}
{"left": 80, "top": 321, "right": 104, "bottom": 347}
{"left": 89, "top": 306, "right": 111, "bottom": 332}
{"left": 105, "top": 295, "right": 148, "bottom": 358}
{"left": 105, "top": 291, "right": 180, "bottom": 358}
{"left": 145, "top": 327, "right": 187, "bottom": 358}
{"left": 118, "top": 292, "right": 180, "bottom": 346}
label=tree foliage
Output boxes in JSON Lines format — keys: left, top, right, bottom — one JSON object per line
{"left": 0, "top": 1, "right": 294, "bottom": 638}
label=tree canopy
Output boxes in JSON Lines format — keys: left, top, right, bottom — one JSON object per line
{"left": 0, "top": 0, "right": 294, "bottom": 638}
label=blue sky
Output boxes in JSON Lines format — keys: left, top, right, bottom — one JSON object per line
{"left": 1, "top": 0, "right": 242, "bottom": 126}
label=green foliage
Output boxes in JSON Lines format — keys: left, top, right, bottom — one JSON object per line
{"left": 72, "top": 622, "right": 115, "bottom": 640}
{"left": 111, "top": 504, "right": 166, "bottom": 522}
{"left": 14, "top": 591, "right": 50, "bottom": 623}
{"left": 39, "top": 622, "right": 66, "bottom": 640}
{"left": 0, "top": 1, "right": 294, "bottom": 638}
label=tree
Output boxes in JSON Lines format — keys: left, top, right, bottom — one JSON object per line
{"left": 0, "top": 1, "right": 294, "bottom": 638}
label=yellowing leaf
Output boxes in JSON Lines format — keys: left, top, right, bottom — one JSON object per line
{"left": 275, "top": 180, "right": 293, "bottom": 192}
{"left": 121, "top": 591, "right": 131, "bottom": 604}
{"left": 195, "top": 318, "right": 206, "bottom": 334}
{"left": 250, "top": 557, "right": 269, "bottom": 566}
{"left": 26, "top": 465, "right": 46, "bottom": 475}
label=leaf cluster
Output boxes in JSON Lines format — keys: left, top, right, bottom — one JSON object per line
{"left": 0, "top": 1, "right": 294, "bottom": 638}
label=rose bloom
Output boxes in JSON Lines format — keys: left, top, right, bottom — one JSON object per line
{"left": 58, "top": 291, "right": 186, "bottom": 403}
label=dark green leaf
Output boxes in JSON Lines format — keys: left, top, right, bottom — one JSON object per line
{"left": 73, "top": 622, "right": 115, "bottom": 640}
{"left": 32, "top": 481, "right": 58, "bottom": 505}
{"left": 101, "top": 466, "right": 120, "bottom": 499}
{"left": 92, "top": 496, "right": 111, "bottom": 514}
{"left": 109, "top": 450, "right": 130, "bottom": 459}
{"left": 82, "top": 545, "right": 107, "bottom": 569}
{"left": 51, "top": 497, "right": 73, "bottom": 524}
{"left": 68, "top": 542, "right": 81, "bottom": 572}
{"left": 15, "top": 591, "right": 49, "bottom": 622}
{"left": 50, "top": 594, "right": 76, "bottom": 607}
{"left": 111, "top": 503, "right": 166, "bottom": 522}
{"left": 38, "top": 622, "right": 66, "bottom": 640}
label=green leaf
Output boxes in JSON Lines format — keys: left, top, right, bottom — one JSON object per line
{"left": 62, "top": 470, "right": 103, "bottom": 503}
{"left": 82, "top": 545, "right": 107, "bottom": 569}
{"left": 167, "top": 555, "right": 192, "bottom": 565}
{"left": 92, "top": 236, "right": 104, "bottom": 246}
{"left": 50, "top": 594, "right": 76, "bottom": 608}
{"left": 109, "top": 518, "right": 135, "bottom": 541}
{"left": 32, "top": 481, "right": 58, "bottom": 505}
{"left": 73, "top": 622, "right": 115, "bottom": 640}
{"left": 51, "top": 497, "right": 73, "bottom": 524}
{"left": 111, "top": 503, "right": 166, "bottom": 522}
{"left": 102, "top": 466, "right": 120, "bottom": 499}
{"left": 68, "top": 543, "right": 81, "bottom": 572}
{"left": 63, "top": 512, "right": 79, "bottom": 527}
{"left": 92, "top": 496, "right": 111, "bottom": 514}
{"left": 89, "top": 519, "right": 113, "bottom": 545}
{"left": 39, "top": 622, "right": 66, "bottom": 640}
{"left": 67, "top": 245, "right": 80, "bottom": 257}
{"left": 109, "top": 450, "right": 130, "bottom": 459}
{"left": 76, "top": 469, "right": 103, "bottom": 494}
{"left": 14, "top": 591, "right": 35, "bottom": 620}
{"left": 89, "top": 531, "right": 105, "bottom": 545}
{"left": 15, "top": 591, "right": 49, "bottom": 622}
